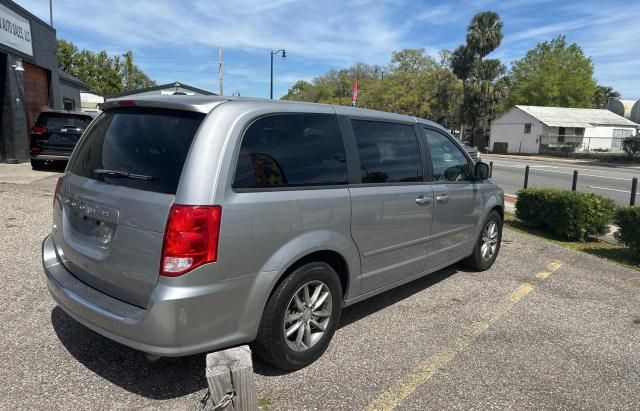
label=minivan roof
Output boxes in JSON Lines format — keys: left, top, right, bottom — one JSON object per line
{"left": 101, "top": 95, "right": 444, "bottom": 129}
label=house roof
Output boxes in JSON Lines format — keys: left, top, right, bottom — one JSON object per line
{"left": 515, "top": 105, "right": 638, "bottom": 128}
{"left": 58, "top": 70, "right": 91, "bottom": 91}
{"left": 105, "top": 82, "right": 217, "bottom": 99}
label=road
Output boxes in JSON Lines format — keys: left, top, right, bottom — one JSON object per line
{"left": 486, "top": 155, "right": 640, "bottom": 205}
{"left": 2, "top": 164, "right": 640, "bottom": 410}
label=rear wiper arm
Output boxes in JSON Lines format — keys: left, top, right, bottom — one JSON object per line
{"left": 93, "top": 168, "right": 154, "bottom": 180}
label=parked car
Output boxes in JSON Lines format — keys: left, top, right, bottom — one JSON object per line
{"left": 30, "top": 110, "right": 96, "bottom": 169}
{"left": 43, "top": 97, "right": 504, "bottom": 370}
{"left": 461, "top": 140, "right": 480, "bottom": 161}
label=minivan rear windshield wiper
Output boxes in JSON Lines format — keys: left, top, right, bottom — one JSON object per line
{"left": 93, "top": 168, "right": 154, "bottom": 180}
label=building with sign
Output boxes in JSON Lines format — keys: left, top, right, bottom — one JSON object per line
{"left": 0, "top": 0, "right": 63, "bottom": 163}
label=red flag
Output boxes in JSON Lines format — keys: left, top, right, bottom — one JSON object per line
{"left": 352, "top": 79, "right": 358, "bottom": 107}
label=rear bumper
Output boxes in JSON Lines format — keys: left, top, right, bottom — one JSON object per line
{"left": 42, "top": 235, "right": 269, "bottom": 356}
{"left": 31, "top": 154, "right": 70, "bottom": 161}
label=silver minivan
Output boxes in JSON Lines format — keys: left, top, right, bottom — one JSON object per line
{"left": 43, "top": 96, "right": 503, "bottom": 370}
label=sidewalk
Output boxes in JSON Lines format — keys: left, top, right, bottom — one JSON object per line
{"left": 484, "top": 153, "right": 640, "bottom": 171}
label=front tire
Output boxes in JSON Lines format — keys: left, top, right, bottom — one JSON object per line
{"left": 254, "top": 262, "right": 342, "bottom": 370}
{"left": 464, "top": 210, "right": 502, "bottom": 271}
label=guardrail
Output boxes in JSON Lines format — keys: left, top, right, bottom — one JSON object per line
{"left": 520, "top": 165, "right": 638, "bottom": 206}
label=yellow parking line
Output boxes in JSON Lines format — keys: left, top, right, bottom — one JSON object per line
{"left": 365, "top": 260, "right": 563, "bottom": 411}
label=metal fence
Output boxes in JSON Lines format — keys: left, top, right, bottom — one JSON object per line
{"left": 539, "top": 133, "right": 632, "bottom": 154}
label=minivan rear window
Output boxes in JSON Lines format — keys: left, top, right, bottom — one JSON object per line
{"left": 69, "top": 108, "right": 205, "bottom": 195}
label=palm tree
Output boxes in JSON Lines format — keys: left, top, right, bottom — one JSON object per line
{"left": 466, "top": 11, "right": 504, "bottom": 59}
{"left": 593, "top": 85, "right": 621, "bottom": 109}
{"left": 451, "top": 11, "right": 506, "bottom": 148}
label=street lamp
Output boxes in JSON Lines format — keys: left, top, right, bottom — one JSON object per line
{"left": 270, "top": 49, "right": 286, "bottom": 99}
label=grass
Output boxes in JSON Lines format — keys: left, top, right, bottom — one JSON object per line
{"left": 504, "top": 212, "right": 640, "bottom": 272}
{"left": 258, "top": 396, "right": 274, "bottom": 410}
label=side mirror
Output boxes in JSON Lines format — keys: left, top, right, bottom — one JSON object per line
{"left": 475, "top": 162, "right": 490, "bottom": 181}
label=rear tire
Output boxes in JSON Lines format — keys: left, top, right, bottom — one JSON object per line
{"left": 463, "top": 210, "right": 502, "bottom": 271}
{"left": 254, "top": 262, "right": 342, "bottom": 371}
{"left": 30, "top": 159, "right": 46, "bottom": 170}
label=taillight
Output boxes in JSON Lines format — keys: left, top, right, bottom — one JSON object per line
{"left": 53, "top": 177, "right": 63, "bottom": 209}
{"left": 31, "top": 126, "right": 48, "bottom": 135}
{"left": 30, "top": 146, "right": 42, "bottom": 153}
{"left": 161, "top": 205, "right": 222, "bottom": 276}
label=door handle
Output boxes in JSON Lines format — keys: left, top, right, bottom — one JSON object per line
{"left": 436, "top": 194, "right": 449, "bottom": 204}
{"left": 415, "top": 195, "right": 432, "bottom": 205}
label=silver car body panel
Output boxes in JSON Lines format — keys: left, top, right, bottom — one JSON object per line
{"left": 44, "top": 96, "right": 504, "bottom": 356}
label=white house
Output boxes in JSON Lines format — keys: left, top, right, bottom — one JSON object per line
{"left": 490, "top": 105, "right": 639, "bottom": 154}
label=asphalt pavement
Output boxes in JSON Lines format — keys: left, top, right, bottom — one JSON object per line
{"left": 1, "top": 163, "right": 639, "bottom": 410}
{"left": 486, "top": 154, "right": 640, "bottom": 205}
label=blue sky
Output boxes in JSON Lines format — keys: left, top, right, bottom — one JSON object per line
{"left": 14, "top": 0, "right": 640, "bottom": 99}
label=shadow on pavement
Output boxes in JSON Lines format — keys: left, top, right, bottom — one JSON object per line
{"left": 254, "top": 265, "right": 460, "bottom": 377}
{"left": 52, "top": 265, "right": 461, "bottom": 389}
{"left": 51, "top": 307, "right": 207, "bottom": 400}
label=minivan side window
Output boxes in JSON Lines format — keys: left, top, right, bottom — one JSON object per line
{"left": 233, "top": 114, "right": 347, "bottom": 189}
{"left": 351, "top": 120, "right": 422, "bottom": 184}
{"left": 423, "top": 127, "right": 472, "bottom": 182}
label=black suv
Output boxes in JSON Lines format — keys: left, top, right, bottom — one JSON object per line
{"left": 30, "top": 111, "right": 96, "bottom": 169}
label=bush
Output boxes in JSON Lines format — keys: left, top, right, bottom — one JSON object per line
{"left": 614, "top": 207, "right": 640, "bottom": 253}
{"left": 515, "top": 188, "right": 615, "bottom": 241}
{"left": 622, "top": 136, "right": 640, "bottom": 157}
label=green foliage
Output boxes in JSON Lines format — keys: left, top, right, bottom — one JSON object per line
{"left": 515, "top": 188, "right": 615, "bottom": 241}
{"left": 509, "top": 36, "right": 596, "bottom": 108}
{"left": 592, "top": 85, "right": 620, "bottom": 109}
{"left": 466, "top": 11, "right": 504, "bottom": 58}
{"left": 56, "top": 39, "right": 156, "bottom": 95}
{"left": 621, "top": 136, "right": 640, "bottom": 157}
{"left": 452, "top": 11, "right": 507, "bottom": 149}
{"left": 614, "top": 207, "right": 640, "bottom": 253}
{"left": 281, "top": 49, "right": 463, "bottom": 130}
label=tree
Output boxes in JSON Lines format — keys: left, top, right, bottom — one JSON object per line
{"left": 592, "top": 85, "right": 621, "bottom": 109}
{"left": 509, "top": 36, "right": 596, "bottom": 108}
{"left": 452, "top": 11, "right": 507, "bottom": 149}
{"left": 56, "top": 39, "right": 156, "bottom": 95}
{"left": 281, "top": 48, "right": 463, "bottom": 127}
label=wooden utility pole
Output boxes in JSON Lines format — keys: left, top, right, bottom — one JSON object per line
{"left": 218, "top": 47, "right": 224, "bottom": 96}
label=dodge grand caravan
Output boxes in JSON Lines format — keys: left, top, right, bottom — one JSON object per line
{"left": 43, "top": 96, "right": 504, "bottom": 370}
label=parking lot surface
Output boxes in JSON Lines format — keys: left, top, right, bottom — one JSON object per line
{"left": 1, "top": 164, "right": 639, "bottom": 410}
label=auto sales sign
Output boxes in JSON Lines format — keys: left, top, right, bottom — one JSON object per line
{"left": 0, "top": 3, "right": 33, "bottom": 56}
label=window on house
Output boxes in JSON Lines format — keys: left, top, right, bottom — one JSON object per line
{"left": 524, "top": 123, "right": 531, "bottom": 134}
{"left": 63, "top": 98, "right": 75, "bottom": 111}
{"left": 558, "top": 127, "right": 566, "bottom": 143}
{"left": 575, "top": 128, "right": 585, "bottom": 136}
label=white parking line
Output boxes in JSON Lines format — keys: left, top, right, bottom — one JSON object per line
{"left": 492, "top": 163, "right": 632, "bottom": 181}
{"left": 586, "top": 186, "right": 638, "bottom": 195}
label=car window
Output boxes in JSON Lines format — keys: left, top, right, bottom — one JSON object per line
{"left": 37, "top": 113, "right": 93, "bottom": 129}
{"left": 351, "top": 120, "right": 422, "bottom": 184}
{"left": 233, "top": 114, "right": 347, "bottom": 189}
{"left": 423, "top": 127, "right": 472, "bottom": 182}
{"left": 69, "top": 108, "right": 204, "bottom": 194}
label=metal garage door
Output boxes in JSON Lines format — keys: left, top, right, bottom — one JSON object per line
{"left": 23, "top": 62, "right": 50, "bottom": 129}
